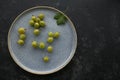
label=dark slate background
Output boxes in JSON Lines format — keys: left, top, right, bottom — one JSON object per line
{"left": 0, "top": 0, "right": 120, "bottom": 80}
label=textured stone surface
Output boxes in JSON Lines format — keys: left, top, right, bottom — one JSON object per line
{"left": 0, "top": 0, "right": 120, "bottom": 80}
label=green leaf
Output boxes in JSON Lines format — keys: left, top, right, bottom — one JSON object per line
{"left": 54, "top": 12, "right": 62, "bottom": 20}
{"left": 54, "top": 12, "right": 67, "bottom": 25}
{"left": 57, "top": 16, "right": 66, "bottom": 25}
{"left": 61, "top": 15, "right": 67, "bottom": 21}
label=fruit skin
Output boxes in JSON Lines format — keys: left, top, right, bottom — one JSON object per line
{"left": 47, "top": 46, "right": 53, "bottom": 53}
{"left": 32, "top": 41, "right": 38, "bottom": 48}
{"left": 38, "top": 13, "right": 45, "bottom": 20}
{"left": 31, "top": 15, "right": 36, "bottom": 21}
{"left": 39, "top": 21, "right": 46, "bottom": 27}
{"left": 35, "top": 17, "right": 41, "bottom": 22}
{"left": 54, "top": 32, "right": 60, "bottom": 38}
{"left": 47, "top": 37, "right": 54, "bottom": 43}
{"left": 18, "top": 28, "right": 25, "bottom": 34}
{"left": 29, "top": 20, "right": 34, "bottom": 26}
{"left": 39, "top": 42, "right": 45, "bottom": 49}
{"left": 34, "top": 22, "right": 40, "bottom": 28}
{"left": 48, "top": 32, "right": 54, "bottom": 37}
{"left": 17, "top": 39, "right": 24, "bottom": 45}
{"left": 20, "top": 34, "right": 26, "bottom": 40}
{"left": 43, "top": 56, "right": 49, "bottom": 62}
{"left": 33, "top": 29, "right": 40, "bottom": 36}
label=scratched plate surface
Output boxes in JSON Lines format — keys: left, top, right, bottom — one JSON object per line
{"left": 8, "top": 6, "right": 77, "bottom": 74}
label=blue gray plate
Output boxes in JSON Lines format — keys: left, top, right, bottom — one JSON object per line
{"left": 8, "top": 6, "right": 77, "bottom": 75}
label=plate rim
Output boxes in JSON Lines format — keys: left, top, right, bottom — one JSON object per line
{"left": 8, "top": 6, "right": 77, "bottom": 75}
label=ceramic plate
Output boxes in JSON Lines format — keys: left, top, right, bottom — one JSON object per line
{"left": 8, "top": 6, "right": 77, "bottom": 75}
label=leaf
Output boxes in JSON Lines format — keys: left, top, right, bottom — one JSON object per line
{"left": 57, "top": 16, "right": 66, "bottom": 25}
{"left": 54, "top": 12, "right": 62, "bottom": 20}
{"left": 61, "top": 15, "right": 67, "bottom": 21}
{"left": 54, "top": 12, "right": 67, "bottom": 25}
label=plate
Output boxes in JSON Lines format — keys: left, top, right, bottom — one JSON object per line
{"left": 8, "top": 6, "right": 77, "bottom": 75}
